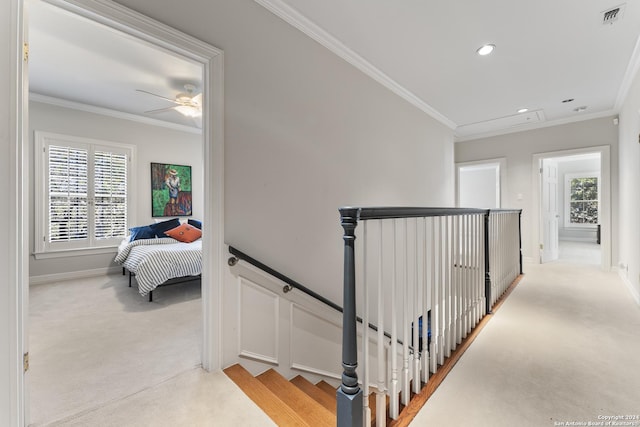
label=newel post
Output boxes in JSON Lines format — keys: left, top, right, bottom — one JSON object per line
{"left": 518, "top": 210, "right": 523, "bottom": 275}
{"left": 484, "top": 211, "right": 492, "bottom": 314}
{"left": 337, "top": 207, "right": 363, "bottom": 427}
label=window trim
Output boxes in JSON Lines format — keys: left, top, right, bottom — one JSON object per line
{"left": 34, "top": 131, "right": 136, "bottom": 256}
{"left": 563, "top": 171, "right": 600, "bottom": 228}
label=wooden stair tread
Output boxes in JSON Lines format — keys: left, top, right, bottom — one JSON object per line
{"left": 223, "top": 364, "right": 311, "bottom": 427}
{"left": 291, "top": 375, "right": 336, "bottom": 414}
{"left": 257, "top": 369, "right": 336, "bottom": 427}
{"left": 315, "top": 380, "right": 337, "bottom": 397}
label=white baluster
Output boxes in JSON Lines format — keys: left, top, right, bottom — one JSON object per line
{"left": 401, "top": 219, "right": 410, "bottom": 405}
{"left": 437, "top": 216, "right": 445, "bottom": 365}
{"left": 444, "top": 216, "right": 452, "bottom": 357}
{"left": 421, "top": 217, "right": 430, "bottom": 383}
{"left": 429, "top": 217, "right": 438, "bottom": 374}
{"left": 376, "top": 220, "right": 386, "bottom": 427}
{"left": 389, "top": 220, "right": 399, "bottom": 419}
{"left": 413, "top": 218, "right": 421, "bottom": 394}
{"left": 362, "top": 222, "right": 371, "bottom": 427}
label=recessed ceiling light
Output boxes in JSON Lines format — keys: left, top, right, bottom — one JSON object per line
{"left": 477, "top": 44, "right": 495, "bottom": 56}
{"left": 517, "top": 108, "right": 529, "bottom": 113}
{"left": 574, "top": 106, "right": 588, "bottom": 112}
{"left": 562, "top": 98, "right": 575, "bottom": 103}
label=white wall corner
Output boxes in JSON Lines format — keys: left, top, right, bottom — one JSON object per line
{"left": 618, "top": 270, "right": 640, "bottom": 306}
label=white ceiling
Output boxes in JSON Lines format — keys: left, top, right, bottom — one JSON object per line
{"left": 29, "top": 0, "right": 640, "bottom": 140}
{"left": 29, "top": 0, "right": 203, "bottom": 130}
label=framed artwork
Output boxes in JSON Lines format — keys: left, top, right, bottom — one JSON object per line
{"left": 151, "top": 162, "right": 192, "bottom": 217}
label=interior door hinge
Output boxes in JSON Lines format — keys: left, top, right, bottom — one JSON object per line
{"left": 23, "top": 43, "right": 29, "bottom": 62}
{"left": 539, "top": 243, "right": 544, "bottom": 249}
{"left": 539, "top": 167, "right": 543, "bottom": 174}
{"left": 23, "top": 352, "right": 29, "bottom": 373}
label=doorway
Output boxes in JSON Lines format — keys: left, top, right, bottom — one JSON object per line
{"left": 15, "top": 0, "right": 224, "bottom": 424}
{"left": 456, "top": 158, "right": 506, "bottom": 208}
{"left": 533, "top": 147, "right": 609, "bottom": 269}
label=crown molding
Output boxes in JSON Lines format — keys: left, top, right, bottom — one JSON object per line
{"left": 615, "top": 34, "right": 640, "bottom": 111}
{"left": 454, "top": 109, "right": 617, "bottom": 143}
{"left": 30, "top": 93, "right": 202, "bottom": 135}
{"left": 253, "top": 0, "right": 457, "bottom": 130}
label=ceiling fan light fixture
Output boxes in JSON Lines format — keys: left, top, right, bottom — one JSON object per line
{"left": 477, "top": 44, "right": 495, "bottom": 56}
{"left": 174, "top": 105, "right": 202, "bottom": 117}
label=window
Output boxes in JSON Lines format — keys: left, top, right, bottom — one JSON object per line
{"left": 35, "top": 132, "right": 134, "bottom": 255}
{"left": 564, "top": 172, "right": 599, "bottom": 227}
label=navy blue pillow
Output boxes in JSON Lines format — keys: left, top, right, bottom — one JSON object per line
{"left": 188, "top": 219, "right": 202, "bottom": 230}
{"left": 150, "top": 218, "right": 181, "bottom": 237}
{"left": 129, "top": 225, "right": 155, "bottom": 241}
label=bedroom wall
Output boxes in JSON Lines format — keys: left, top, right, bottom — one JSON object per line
{"left": 617, "top": 63, "right": 640, "bottom": 304}
{"left": 455, "top": 117, "right": 619, "bottom": 265}
{"left": 28, "top": 101, "right": 203, "bottom": 280}
{"left": 115, "top": 0, "right": 455, "bottom": 306}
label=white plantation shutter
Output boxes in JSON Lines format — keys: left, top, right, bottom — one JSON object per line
{"left": 94, "top": 150, "right": 127, "bottom": 239}
{"left": 36, "top": 132, "right": 133, "bottom": 254}
{"left": 48, "top": 145, "right": 89, "bottom": 242}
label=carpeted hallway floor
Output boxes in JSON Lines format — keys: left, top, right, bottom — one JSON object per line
{"left": 410, "top": 261, "right": 640, "bottom": 426}
{"left": 29, "top": 261, "right": 640, "bottom": 426}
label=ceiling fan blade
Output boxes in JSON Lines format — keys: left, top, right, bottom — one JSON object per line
{"left": 144, "top": 106, "right": 178, "bottom": 114}
{"left": 191, "top": 93, "right": 203, "bottom": 106}
{"left": 136, "top": 89, "right": 180, "bottom": 105}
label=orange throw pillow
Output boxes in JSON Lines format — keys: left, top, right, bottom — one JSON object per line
{"left": 164, "top": 223, "right": 202, "bottom": 243}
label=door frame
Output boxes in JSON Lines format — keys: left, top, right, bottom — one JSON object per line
{"left": 455, "top": 157, "right": 506, "bottom": 208}
{"left": 532, "top": 146, "right": 610, "bottom": 270}
{"left": 10, "top": 0, "right": 225, "bottom": 424}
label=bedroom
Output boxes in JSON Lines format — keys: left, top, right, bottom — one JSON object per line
{"left": 27, "top": 1, "right": 207, "bottom": 424}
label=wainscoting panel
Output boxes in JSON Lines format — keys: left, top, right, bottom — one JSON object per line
{"left": 238, "top": 277, "right": 279, "bottom": 365}
{"left": 290, "top": 303, "right": 342, "bottom": 380}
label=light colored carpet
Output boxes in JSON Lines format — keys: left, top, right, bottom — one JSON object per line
{"left": 48, "top": 368, "right": 275, "bottom": 427}
{"left": 29, "top": 273, "right": 202, "bottom": 426}
{"left": 410, "top": 262, "right": 640, "bottom": 426}
{"left": 558, "top": 240, "right": 601, "bottom": 265}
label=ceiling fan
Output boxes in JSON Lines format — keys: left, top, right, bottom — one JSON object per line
{"left": 136, "top": 84, "right": 202, "bottom": 118}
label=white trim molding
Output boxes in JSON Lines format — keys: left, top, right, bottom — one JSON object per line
{"left": 531, "top": 146, "right": 611, "bottom": 270}
{"left": 10, "top": 1, "right": 225, "bottom": 424}
{"left": 29, "top": 266, "right": 121, "bottom": 285}
{"left": 618, "top": 270, "right": 640, "bottom": 306}
{"left": 615, "top": 33, "right": 640, "bottom": 111}
{"left": 253, "top": 0, "right": 456, "bottom": 130}
{"left": 37, "top": 0, "right": 225, "bottom": 374}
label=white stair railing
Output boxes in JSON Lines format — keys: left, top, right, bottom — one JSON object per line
{"left": 338, "top": 207, "right": 522, "bottom": 427}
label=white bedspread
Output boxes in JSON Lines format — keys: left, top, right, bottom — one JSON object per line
{"left": 115, "top": 237, "right": 202, "bottom": 296}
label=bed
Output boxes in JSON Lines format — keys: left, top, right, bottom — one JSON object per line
{"left": 115, "top": 236, "right": 203, "bottom": 301}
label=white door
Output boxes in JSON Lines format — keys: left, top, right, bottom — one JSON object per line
{"left": 541, "top": 159, "right": 559, "bottom": 263}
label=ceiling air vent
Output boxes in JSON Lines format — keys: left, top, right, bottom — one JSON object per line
{"left": 602, "top": 4, "right": 625, "bottom": 25}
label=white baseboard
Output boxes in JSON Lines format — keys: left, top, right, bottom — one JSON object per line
{"left": 30, "top": 266, "right": 122, "bottom": 285}
{"left": 618, "top": 270, "right": 640, "bottom": 306}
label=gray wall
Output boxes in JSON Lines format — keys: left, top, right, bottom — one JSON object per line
{"left": 455, "top": 117, "right": 618, "bottom": 263}
{"left": 618, "top": 64, "right": 640, "bottom": 302}
{"left": 29, "top": 101, "right": 203, "bottom": 279}
{"left": 116, "top": 0, "right": 456, "bottom": 305}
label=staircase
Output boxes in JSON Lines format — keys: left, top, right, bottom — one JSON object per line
{"left": 224, "top": 364, "right": 390, "bottom": 426}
